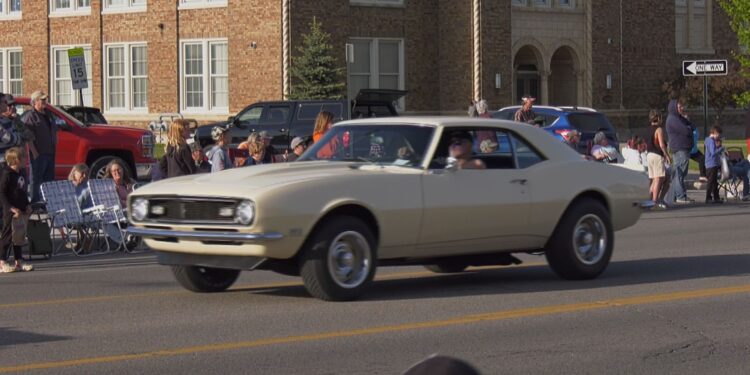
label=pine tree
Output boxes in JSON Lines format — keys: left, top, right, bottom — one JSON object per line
{"left": 719, "top": 0, "right": 750, "bottom": 106}
{"left": 288, "top": 17, "right": 345, "bottom": 100}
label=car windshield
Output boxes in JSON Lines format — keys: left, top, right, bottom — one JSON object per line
{"left": 299, "top": 124, "right": 435, "bottom": 167}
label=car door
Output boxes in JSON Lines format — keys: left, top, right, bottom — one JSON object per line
{"left": 416, "top": 128, "right": 534, "bottom": 257}
{"left": 257, "top": 103, "right": 292, "bottom": 153}
{"left": 228, "top": 104, "right": 264, "bottom": 145}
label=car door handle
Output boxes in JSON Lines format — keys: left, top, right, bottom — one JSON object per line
{"left": 510, "top": 179, "right": 528, "bottom": 185}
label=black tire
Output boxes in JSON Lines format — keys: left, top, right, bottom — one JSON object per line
{"left": 299, "top": 216, "right": 377, "bottom": 301}
{"left": 424, "top": 263, "right": 468, "bottom": 274}
{"left": 545, "top": 198, "right": 614, "bottom": 280}
{"left": 90, "top": 156, "right": 133, "bottom": 180}
{"left": 171, "top": 265, "right": 240, "bottom": 293}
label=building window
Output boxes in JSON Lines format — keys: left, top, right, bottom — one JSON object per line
{"left": 50, "top": 0, "right": 91, "bottom": 16}
{"left": 0, "top": 49, "right": 22, "bottom": 96}
{"left": 558, "top": 0, "right": 573, "bottom": 7}
{"left": 533, "top": 0, "right": 550, "bottom": 7}
{"left": 0, "top": 0, "right": 21, "bottom": 19}
{"left": 103, "top": 0, "right": 146, "bottom": 13}
{"left": 512, "top": 0, "right": 527, "bottom": 6}
{"left": 105, "top": 43, "right": 148, "bottom": 112}
{"left": 676, "top": 0, "right": 713, "bottom": 53}
{"left": 51, "top": 46, "right": 92, "bottom": 106}
{"left": 180, "top": 39, "right": 228, "bottom": 113}
{"left": 348, "top": 38, "right": 404, "bottom": 110}
{"left": 178, "top": 0, "right": 227, "bottom": 10}
{"left": 350, "top": 0, "right": 404, "bottom": 6}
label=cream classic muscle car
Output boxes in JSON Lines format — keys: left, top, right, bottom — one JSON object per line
{"left": 128, "top": 117, "right": 649, "bottom": 301}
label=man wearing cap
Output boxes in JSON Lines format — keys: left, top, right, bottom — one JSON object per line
{"left": 205, "top": 125, "right": 232, "bottom": 173}
{"left": 285, "top": 137, "right": 306, "bottom": 162}
{"left": 514, "top": 96, "right": 538, "bottom": 125}
{"left": 0, "top": 94, "right": 21, "bottom": 165}
{"left": 22, "top": 91, "right": 56, "bottom": 202}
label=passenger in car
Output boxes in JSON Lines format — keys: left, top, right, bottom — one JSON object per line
{"left": 448, "top": 132, "right": 486, "bottom": 170}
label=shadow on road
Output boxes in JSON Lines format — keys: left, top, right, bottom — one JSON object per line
{"left": 242, "top": 253, "right": 750, "bottom": 301}
{"left": 0, "top": 327, "right": 69, "bottom": 347}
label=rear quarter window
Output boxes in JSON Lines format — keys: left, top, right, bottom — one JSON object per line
{"left": 567, "top": 113, "right": 614, "bottom": 133}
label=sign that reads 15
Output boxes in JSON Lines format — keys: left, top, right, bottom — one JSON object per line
{"left": 68, "top": 47, "right": 89, "bottom": 91}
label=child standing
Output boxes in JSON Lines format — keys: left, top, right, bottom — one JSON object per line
{"left": 704, "top": 126, "right": 724, "bottom": 204}
{"left": 0, "top": 147, "right": 32, "bottom": 273}
{"left": 206, "top": 126, "right": 233, "bottom": 172}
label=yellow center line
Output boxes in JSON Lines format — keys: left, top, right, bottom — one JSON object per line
{"left": 2, "top": 283, "right": 750, "bottom": 373}
{"left": 0, "top": 263, "right": 543, "bottom": 309}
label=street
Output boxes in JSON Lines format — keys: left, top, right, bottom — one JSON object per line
{"left": 2, "top": 203, "right": 750, "bottom": 374}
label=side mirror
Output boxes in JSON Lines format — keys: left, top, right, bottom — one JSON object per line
{"left": 227, "top": 116, "right": 235, "bottom": 123}
{"left": 55, "top": 118, "right": 71, "bottom": 131}
{"left": 232, "top": 117, "right": 247, "bottom": 130}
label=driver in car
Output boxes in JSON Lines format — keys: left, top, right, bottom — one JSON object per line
{"left": 448, "top": 132, "right": 486, "bottom": 170}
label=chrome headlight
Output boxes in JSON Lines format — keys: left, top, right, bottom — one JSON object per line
{"left": 132, "top": 198, "right": 149, "bottom": 221}
{"left": 234, "top": 200, "right": 255, "bottom": 225}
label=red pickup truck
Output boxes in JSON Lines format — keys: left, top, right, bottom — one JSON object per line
{"left": 16, "top": 97, "right": 155, "bottom": 181}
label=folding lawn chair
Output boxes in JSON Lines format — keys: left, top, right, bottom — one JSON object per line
{"left": 40, "top": 181, "right": 107, "bottom": 256}
{"left": 719, "top": 147, "right": 746, "bottom": 200}
{"left": 87, "top": 179, "right": 142, "bottom": 253}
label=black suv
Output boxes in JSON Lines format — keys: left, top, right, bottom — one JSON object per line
{"left": 194, "top": 89, "right": 406, "bottom": 152}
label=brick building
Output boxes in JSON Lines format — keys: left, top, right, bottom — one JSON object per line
{"left": 0, "top": 0, "right": 741, "bottom": 130}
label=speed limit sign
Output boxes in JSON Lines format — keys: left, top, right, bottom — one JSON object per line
{"left": 67, "top": 47, "right": 88, "bottom": 90}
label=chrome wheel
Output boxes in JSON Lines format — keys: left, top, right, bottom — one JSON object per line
{"left": 572, "top": 214, "right": 607, "bottom": 265}
{"left": 327, "top": 231, "right": 372, "bottom": 289}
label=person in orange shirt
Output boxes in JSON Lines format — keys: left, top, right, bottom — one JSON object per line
{"left": 313, "top": 111, "right": 337, "bottom": 158}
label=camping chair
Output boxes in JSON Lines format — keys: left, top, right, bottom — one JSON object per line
{"left": 87, "top": 179, "right": 142, "bottom": 253}
{"left": 719, "top": 147, "right": 747, "bottom": 200}
{"left": 40, "top": 181, "right": 106, "bottom": 256}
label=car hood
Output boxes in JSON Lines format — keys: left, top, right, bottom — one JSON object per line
{"left": 86, "top": 124, "right": 150, "bottom": 137}
{"left": 133, "top": 161, "right": 420, "bottom": 197}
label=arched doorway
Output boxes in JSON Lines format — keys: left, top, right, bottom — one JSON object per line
{"left": 513, "top": 46, "right": 542, "bottom": 104}
{"left": 549, "top": 46, "right": 578, "bottom": 105}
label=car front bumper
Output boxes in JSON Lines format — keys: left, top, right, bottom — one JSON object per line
{"left": 128, "top": 227, "right": 284, "bottom": 242}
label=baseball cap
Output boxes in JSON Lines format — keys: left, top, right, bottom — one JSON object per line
{"left": 479, "top": 139, "right": 499, "bottom": 153}
{"left": 211, "top": 125, "right": 229, "bottom": 141}
{"left": 521, "top": 96, "right": 536, "bottom": 103}
{"left": 4, "top": 94, "right": 15, "bottom": 105}
{"left": 31, "top": 90, "right": 48, "bottom": 102}
{"left": 290, "top": 137, "right": 305, "bottom": 149}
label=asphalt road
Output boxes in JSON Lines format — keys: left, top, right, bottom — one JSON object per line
{"left": 2, "top": 202, "right": 750, "bottom": 374}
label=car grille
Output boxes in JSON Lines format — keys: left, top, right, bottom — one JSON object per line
{"left": 146, "top": 197, "right": 239, "bottom": 224}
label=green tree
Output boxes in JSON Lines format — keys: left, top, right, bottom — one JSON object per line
{"left": 288, "top": 17, "right": 345, "bottom": 100}
{"left": 719, "top": 0, "right": 750, "bottom": 106}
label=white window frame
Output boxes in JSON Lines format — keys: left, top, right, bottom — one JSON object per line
{"left": 50, "top": 44, "right": 93, "bottom": 106}
{"left": 350, "top": 0, "right": 404, "bottom": 7}
{"left": 348, "top": 38, "right": 405, "bottom": 111}
{"left": 178, "top": 0, "right": 227, "bottom": 10}
{"left": 0, "top": 48, "right": 23, "bottom": 96}
{"left": 102, "top": 0, "right": 146, "bottom": 14}
{"left": 179, "top": 38, "right": 228, "bottom": 114}
{"left": 0, "top": 0, "right": 22, "bottom": 20}
{"left": 49, "top": 0, "right": 91, "bottom": 17}
{"left": 104, "top": 42, "right": 148, "bottom": 114}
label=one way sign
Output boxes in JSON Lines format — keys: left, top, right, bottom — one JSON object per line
{"left": 683, "top": 60, "right": 728, "bottom": 76}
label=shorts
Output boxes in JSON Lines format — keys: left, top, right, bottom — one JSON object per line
{"left": 647, "top": 153, "right": 666, "bottom": 178}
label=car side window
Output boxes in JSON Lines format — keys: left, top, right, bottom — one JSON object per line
{"left": 429, "top": 127, "right": 515, "bottom": 170}
{"left": 261, "top": 105, "right": 290, "bottom": 124}
{"left": 512, "top": 134, "right": 545, "bottom": 169}
{"left": 297, "top": 103, "right": 344, "bottom": 121}
{"left": 238, "top": 106, "right": 263, "bottom": 124}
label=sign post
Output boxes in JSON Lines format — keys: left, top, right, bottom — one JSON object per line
{"left": 682, "top": 59, "right": 728, "bottom": 138}
{"left": 67, "top": 47, "right": 88, "bottom": 106}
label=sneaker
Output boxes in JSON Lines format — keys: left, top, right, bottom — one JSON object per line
{"left": 16, "top": 263, "right": 33, "bottom": 272}
{"left": 675, "top": 198, "right": 694, "bottom": 205}
{"left": 0, "top": 263, "right": 16, "bottom": 273}
{"left": 699, "top": 177, "right": 708, "bottom": 182}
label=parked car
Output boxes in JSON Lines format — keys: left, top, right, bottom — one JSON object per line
{"left": 16, "top": 98, "right": 155, "bottom": 180}
{"left": 59, "top": 105, "right": 108, "bottom": 126}
{"left": 193, "top": 89, "right": 407, "bottom": 152}
{"left": 128, "top": 117, "right": 649, "bottom": 301}
{"left": 493, "top": 105, "right": 619, "bottom": 155}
